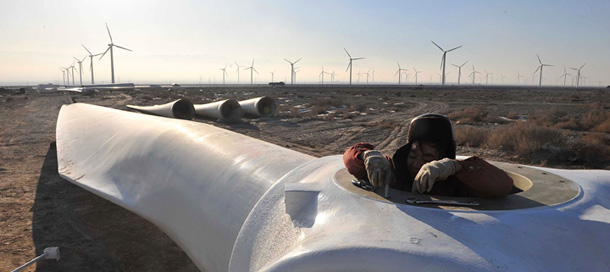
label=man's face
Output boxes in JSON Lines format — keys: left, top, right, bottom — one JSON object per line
{"left": 406, "top": 141, "right": 441, "bottom": 178}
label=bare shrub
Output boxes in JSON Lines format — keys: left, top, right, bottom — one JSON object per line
{"left": 581, "top": 103, "right": 610, "bottom": 130}
{"left": 593, "top": 119, "right": 610, "bottom": 133}
{"left": 454, "top": 126, "right": 488, "bottom": 147}
{"left": 507, "top": 112, "right": 521, "bottom": 120}
{"left": 576, "top": 133, "right": 610, "bottom": 167}
{"left": 529, "top": 108, "right": 567, "bottom": 127}
{"left": 486, "top": 122, "right": 565, "bottom": 155}
{"left": 448, "top": 106, "right": 499, "bottom": 124}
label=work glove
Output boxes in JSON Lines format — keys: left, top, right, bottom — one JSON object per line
{"left": 363, "top": 150, "right": 395, "bottom": 194}
{"left": 412, "top": 158, "right": 458, "bottom": 194}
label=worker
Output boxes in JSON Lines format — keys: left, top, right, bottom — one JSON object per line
{"left": 343, "top": 113, "right": 514, "bottom": 197}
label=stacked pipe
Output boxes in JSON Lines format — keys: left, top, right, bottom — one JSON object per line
{"left": 193, "top": 99, "right": 243, "bottom": 122}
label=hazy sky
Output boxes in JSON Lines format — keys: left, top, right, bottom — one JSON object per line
{"left": 1, "top": 0, "right": 608, "bottom": 86}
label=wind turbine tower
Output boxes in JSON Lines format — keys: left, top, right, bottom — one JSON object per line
{"left": 534, "top": 54, "right": 553, "bottom": 87}
{"left": 517, "top": 72, "right": 524, "bottom": 85}
{"left": 570, "top": 63, "right": 586, "bottom": 87}
{"left": 99, "top": 23, "right": 132, "bottom": 84}
{"left": 269, "top": 70, "right": 276, "bottom": 82}
{"left": 283, "top": 58, "right": 301, "bottom": 84}
{"left": 451, "top": 61, "right": 468, "bottom": 85}
{"left": 234, "top": 61, "right": 244, "bottom": 83}
{"left": 560, "top": 67, "right": 571, "bottom": 86}
{"left": 395, "top": 62, "right": 407, "bottom": 85}
{"left": 74, "top": 56, "right": 87, "bottom": 86}
{"left": 220, "top": 64, "right": 228, "bottom": 84}
{"left": 469, "top": 65, "right": 480, "bottom": 85}
{"left": 344, "top": 48, "right": 364, "bottom": 85}
{"left": 82, "top": 44, "right": 103, "bottom": 84}
{"left": 412, "top": 67, "right": 421, "bottom": 85}
{"left": 431, "top": 41, "right": 462, "bottom": 85}
{"left": 245, "top": 59, "right": 258, "bottom": 85}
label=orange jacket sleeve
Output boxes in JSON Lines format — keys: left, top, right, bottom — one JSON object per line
{"left": 455, "top": 156, "right": 514, "bottom": 197}
{"left": 343, "top": 143, "right": 375, "bottom": 180}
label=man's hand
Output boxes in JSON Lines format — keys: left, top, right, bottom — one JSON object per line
{"left": 363, "top": 150, "right": 395, "bottom": 191}
{"left": 412, "top": 158, "right": 459, "bottom": 194}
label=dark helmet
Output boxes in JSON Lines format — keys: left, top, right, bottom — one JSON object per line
{"left": 392, "top": 114, "right": 456, "bottom": 179}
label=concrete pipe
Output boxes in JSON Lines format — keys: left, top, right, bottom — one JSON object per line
{"left": 194, "top": 99, "right": 243, "bottom": 122}
{"left": 127, "top": 98, "right": 195, "bottom": 120}
{"left": 238, "top": 96, "right": 276, "bottom": 118}
{"left": 57, "top": 103, "right": 610, "bottom": 272}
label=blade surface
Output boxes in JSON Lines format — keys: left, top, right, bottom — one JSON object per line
{"left": 431, "top": 40, "right": 443, "bottom": 51}
{"left": 82, "top": 44, "right": 92, "bottom": 55}
{"left": 106, "top": 23, "right": 113, "bottom": 43}
{"left": 536, "top": 54, "right": 542, "bottom": 64}
{"left": 447, "top": 45, "right": 462, "bottom": 52}
{"left": 99, "top": 47, "right": 111, "bottom": 59}
{"left": 114, "top": 44, "right": 133, "bottom": 52}
{"left": 344, "top": 48, "right": 352, "bottom": 58}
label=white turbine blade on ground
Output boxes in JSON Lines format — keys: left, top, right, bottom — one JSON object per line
{"left": 82, "top": 44, "right": 92, "bottom": 55}
{"left": 447, "top": 45, "right": 462, "bottom": 52}
{"left": 106, "top": 23, "right": 113, "bottom": 43}
{"left": 114, "top": 44, "right": 132, "bottom": 52}
{"left": 431, "top": 40, "right": 444, "bottom": 51}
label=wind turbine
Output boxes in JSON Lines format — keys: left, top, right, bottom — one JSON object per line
{"left": 60, "top": 68, "right": 66, "bottom": 85}
{"left": 403, "top": 71, "right": 410, "bottom": 83}
{"left": 356, "top": 70, "right": 362, "bottom": 83}
{"left": 534, "top": 54, "right": 553, "bottom": 86}
{"left": 431, "top": 41, "right": 462, "bottom": 85}
{"left": 570, "top": 63, "right": 586, "bottom": 87}
{"left": 344, "top": 48, "right": 364, "bottom": 85}
{"left": 395, "top": 62, "right": 408, "bottom": 85}
{"left": 269, "top": 70, "right": 276, "bottom": 82}
{"left": 220, "top": 64, "right": 228, "bottom": 84}
{"left": 234, "top": 61, "right": 244, "bottom": 83}
{"left": 364, "top": 69, "right": 371, "bottom": 84}
{"left": 516, "top": 72, "right": 524, "bottom": 85}
{"left": 330, "top": 71, "right": 337, "bottom": 83}
{"left": 451, "top": 61, "right": 468, "bottom": 85}
{"left": 81, "top": 44, "right": 103, "bottom": 84}
{"left": 74, "top": 56, "right": 87, "bottom": 86}
{"left": 484, "top": 69, "right": 493, "bottom": 85}
{"left": 99, "top": 23, "right": 132, "bottom": 84}
{"left": 283, "top": 58, "right": 301, "bottom": 84}
{"left": 245, "top": 59, "right": 258, "bottom": 84}
{"left": 469, "top": 65, "right": 480, "bottom": 85}
{"left": 69, "top": 62, "right": 76, "bottom": 85}
{"left": 293, "top": 67, "right": 301, "bottom": 83}
{"left": 560, "top": 67, "right": 571, "bottom": 86}
{"left": 412, "top": 67, "right": 421, "bottom": 84}
{"left": 319, "top": 66, "right": 326, "bottom": 84}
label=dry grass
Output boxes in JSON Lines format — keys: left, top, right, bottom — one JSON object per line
{"left": 454, "top": 126, "right": 488, "bottom": 147}
{"left": 575, "top": 133, "right": 610, "bottom": 167}
{"left": 448, "top": 106, "right": 507, "bottom": 124}
{"left": 486, "top": 122, "right": 565, "bottom": 156}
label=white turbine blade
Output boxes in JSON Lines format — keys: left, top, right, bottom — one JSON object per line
{"left": 82, "top": 44, "right": 92, "bottom": 55}
{"left": 451, "top": 63, "right": 459, "bottom": 67}
{"left": 536, "top": 54, "right": 542, "bottom": 64}
{"left": 284, "top": 58, "right": 290, "bottom": 63}
{"left": 431, "top": 40, "right": 443, "bottom": 51}
{"left": 251, "top": 59, "right": 255, "bottom": 66}
{"left": 106, "top": 23, "right": 113, "bottom": 43}
{"left": 99, "top": 47, "right": 110, "bottom": 59}
{"left": 580, "top": 63, "right": 586, "bottom": 69}
{"left": 397, "top": 61, "right": 401, "bottom": 68}
{"left": 353, "top": 57, "right": 365, "bottom": 60}
{"left": 533, "top": 66, "right": 540, "bottom": 74}
{"left": 114, "top": 44, "right": 132, "bottom": 52}
{"left": 344, "top": 48, "right": 352, "bottom": 58}
{"left": 295, "top": 58, "right": 302, "bottom": 64}
{"left": 253, "top": 67, "right": 259, "bottom": 74}
{"left": 462, "top": 61, "right": 468, "bottom": 67}
{"left": 80, "top": 55, "right": 87, "bottom": 62}
{"left": 346, "top": 62, "right": 351, "bottom": 72}
{"left": 570, "top": 68, "right": 578, "bottom": 71}
{"left": 447, "top": 45, "right": 462, "bottom": 52}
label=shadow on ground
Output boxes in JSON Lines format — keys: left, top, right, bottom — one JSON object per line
{"left": 31, "top": 144, "right": 198, "bottom": 271}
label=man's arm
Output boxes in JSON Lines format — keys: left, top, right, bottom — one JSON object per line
{"left": 343, "top": 143, "right": 375, "bottom": 180}
{"left": 454, "top": 156, "right": 514, "bottom": 197}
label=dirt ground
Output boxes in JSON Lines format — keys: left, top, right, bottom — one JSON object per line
{"left": 1, "top": 85, "right": 608, "bottom": 271}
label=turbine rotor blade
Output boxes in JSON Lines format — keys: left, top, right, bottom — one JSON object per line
{"left": 344, "top": 48, "right": 352, "bottom": 58}
{"left": 81, "top": 44, "right": 92, "bottom": 54}
{"left": 105, "top": 23, "right": 113, "bottom": 43}
{"left": 114, "top": 44, "right": 132, "bottom": 52}
{"left": 431, "top": 40, "right": 443, "bottom": 51}
{"left": 447, "top": 45, "right": 462, "bottom": 52}
{"left": 295, "top": 58, "right": 302, "bottom": 64}
{"left": 353, "top": 57, "right": 364, "bottom": 60}
{"left": 536, "top": 54, "right": 542, "bottom": 64}
{"left": 462, "top": 61, "right": 468, "bottom": 67}
{"left": 580, "top": 63, "right": 586, "bottom": 69}
{"left": 99, "top": 47, "right": 111, "bottom": 60}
